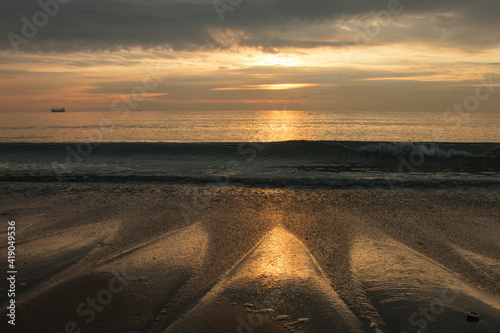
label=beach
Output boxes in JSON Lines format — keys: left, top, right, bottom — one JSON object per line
{"left": 1, "top": 182, "right": 499, "bottom": 332}
{"left": 2, "top": 0, "right": 500, "bottom": 331}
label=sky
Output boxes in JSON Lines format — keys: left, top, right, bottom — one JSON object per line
{"left": 0, "top": 0, "right": 499, "bottom": 112}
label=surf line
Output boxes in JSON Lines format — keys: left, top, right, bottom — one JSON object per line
{"left": 178, "top": 141, "right": 265, "bottom": 225}
{"left": 385, "top": 73, "right": 497, "bottom": 189}
{"left": 50, "top": 66, "right": 164, "bottom": 182}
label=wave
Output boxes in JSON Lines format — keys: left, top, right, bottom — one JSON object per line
{"left": 355, "top": 142, "right": 474, "bottom": 158}
{"left": 1, "top": 140, "right": 498, "bottom": 157}
{"left": 1, "top": 141, "right": 499, "bottom": 187}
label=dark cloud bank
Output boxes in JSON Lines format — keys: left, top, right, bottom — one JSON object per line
{"left": 1, "top": 0, "right": 499, "bottom": 53}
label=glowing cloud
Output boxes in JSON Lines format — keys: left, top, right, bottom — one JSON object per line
{"left": 211, "top": 84, "right": 317, "bottom": 91}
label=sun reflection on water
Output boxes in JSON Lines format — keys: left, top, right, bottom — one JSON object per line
{"left": 256, "top": 110, "right": 305, "bottom": 142}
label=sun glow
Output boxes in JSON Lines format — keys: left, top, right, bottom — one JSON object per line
{"left": 260, "top": 83, "right": 315, "bottom": 90}
{"left": 252, "top": 54, "right": 300, "bottom": 67}
{"left": 211, "top": 83, "right": 316, "bottom": 91}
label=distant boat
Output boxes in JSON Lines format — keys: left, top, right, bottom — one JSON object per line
{"left": 51, "top": 108, "right": 65, "bottom": 112}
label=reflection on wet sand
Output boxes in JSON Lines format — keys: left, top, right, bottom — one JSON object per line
{"left": 0, "top": 219, "right": 121, "bottom": 297}
{"left": 166, "top": 228, "right": 362, "bottom": 333}
{"left": 1, "top": 184, "right": 499, "bottom": 332}
{"left": 1, "top": 222, "right": 209, "bottom": 333}
{"left": 351, "top": 236, "right": 500, "bottom": 332}
{"left": 453, "top": 245, "right": 500, "bottom": 283}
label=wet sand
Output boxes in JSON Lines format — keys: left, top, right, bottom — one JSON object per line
{"left": 0, "top": 182, "right": 499, "bottom": 332}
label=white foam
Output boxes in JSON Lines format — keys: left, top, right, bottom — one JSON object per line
{"left": 356, "top": 142, "right": 474, "bottom": 158}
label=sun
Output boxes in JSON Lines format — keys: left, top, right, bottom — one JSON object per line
{"left": 253, "top": 54, "right": 300, "bottom": 67}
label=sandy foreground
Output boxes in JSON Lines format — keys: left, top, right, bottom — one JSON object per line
{"left": 0, "top": 182, "right": 499, "bottom": 332}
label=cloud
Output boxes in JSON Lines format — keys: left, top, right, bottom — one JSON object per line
{"left": 0, "top": 0, "right": 499, "bottom": 53}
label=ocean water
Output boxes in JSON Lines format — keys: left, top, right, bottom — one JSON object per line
{"left": 1, "top": 110, "right": 499, "bottom": 143}
{"left": 0, "top": 111, "right": 499, "bottom": 187}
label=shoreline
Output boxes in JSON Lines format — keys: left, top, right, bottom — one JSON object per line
{"left": 0, "top": 175, "right": 499, "bottom": 191}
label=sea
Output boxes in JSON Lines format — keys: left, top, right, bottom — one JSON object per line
{"left": 0, "top": 110, "right": 499, "bottom": 188}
